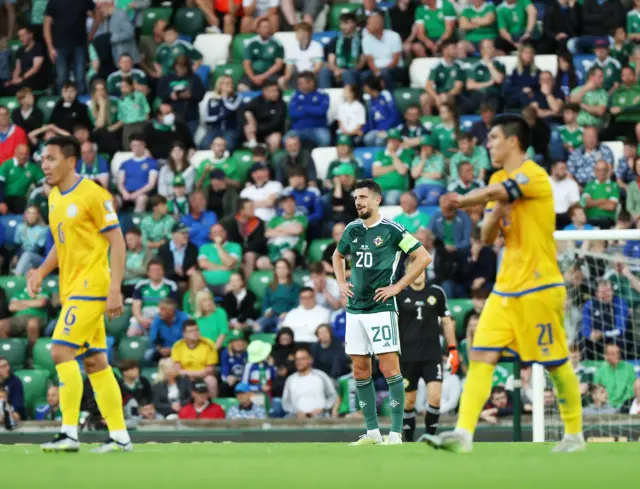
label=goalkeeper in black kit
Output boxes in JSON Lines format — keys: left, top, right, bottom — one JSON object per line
{"left": 397, "top": 258, "right": 459, "bottom": 442}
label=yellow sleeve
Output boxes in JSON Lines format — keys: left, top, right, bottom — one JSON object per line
{"left": 206, "top": 346, "right": 219, "bottom": 366}
{"left": 170, "top": 345, "right": 182, "bottom": 363}
{"left": 87, "top": 186, "right": 120, "bottom": 233}
{"left": 504, "top": 161, "right": 551, "bottom": 202}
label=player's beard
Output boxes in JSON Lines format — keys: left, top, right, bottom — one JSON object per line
{"left": 357, "top": 207, "right": 371, "bottom": 220}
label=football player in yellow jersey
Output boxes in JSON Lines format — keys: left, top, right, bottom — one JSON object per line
{"left": 422, "top": 115, "right": 584, "bottom": 453}
{"left": 27, "top": 136, "right": 132, "bottom": 453}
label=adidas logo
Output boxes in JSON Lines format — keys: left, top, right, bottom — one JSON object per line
{"left": 404, "top": 298, "right": 411, "bottom": 303}
{"left": 352, "top": 238, "right": 358, "bottom": 243}
{"left": 383, "top": 342, "right": 390, "bottom": 347}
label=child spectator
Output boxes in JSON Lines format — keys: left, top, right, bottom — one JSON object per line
{"left": 220, "top": 329, "right": 249, "bottom": 396}
{"left": 140, "top": 195, "right": 176, "bottom": 253}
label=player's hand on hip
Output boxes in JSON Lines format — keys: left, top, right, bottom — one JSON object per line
{"left": 374, "top": 284, "right": 400, "bottom": 302}
{"left": 26, "top": 269, "right": 43, "bottom": 298}
{"left": 106, "top": 288, "right": 124, "bottom": 319}
{"left": 338, "top": 281, "right": 354, "bottom": 298}
{"left": 447, "top": 346, "right": 460, "bottom": 375}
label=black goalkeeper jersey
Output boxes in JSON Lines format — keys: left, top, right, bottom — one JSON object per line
{"left": 397, "top": 285, "right": 450, "bottom": 362}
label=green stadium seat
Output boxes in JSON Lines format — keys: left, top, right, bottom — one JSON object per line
{"left": 174, "top": 8, "right": 206, "bottom": 38}
{"left": 249, "top": 333, "right": 277, "bottom": 345}
{"left": 105, "top": 304, "right": 132, "bottom": 339}
{"left": 32, "top": 339, "right": 56, "bottom": 379}
{"left": 0, "top": 338, "right": 28, "bottom": 369}
{"left": 141, "top": 367, "right": 159, "bottom": 384}
{"left": 420, "top": 115, "right": 442, "bottom": 131}
{"left": 378, "top": 397, "right": 392, "bottom": 417}
{"left": 37, "top": 96, "right": 60, "bottom": 121}
{"left": 448, "top": 299, "right": 474, "bottom": 337}
{"left": 14, "top": 369, "right": 50, "bottom": 411}
{"left": 293, "top": 270, "right": 310, "bottom": 286}
{"left": 0, "top": 97, "right": 18, "bottom": 111}
{"left": 248, "top": 271, "right": 274, "bottom": 301}
{"left": 141, "top": 8, "right": 172, "bottom": 36}
{"left": 212, "top": 63, "right": 245, "bottom": 87}
{"left": 307, "top": 238, "right": 333, "bottom": 263}
{"left": 41, "top": 276, "right": 59, "bottom": 296}
{"left": 118, "top": 337, "right": 150, "bottom": 364}
{"left": 231, "top": 33, "right": 256, "bottom": 62}
{"left": 131, "top": 212, "right": 150, "bottom": 228}
{"left": 214, "top": 397, "right": 239, "bottom": 413}
{"left": 0, "top": 276, "right": 27, "bottom": 300}
{"left": 393, "top": 88, "right": 422, "bottom": 115}
{"left": 329, "top": 3, "right": 360, "bottom": 30}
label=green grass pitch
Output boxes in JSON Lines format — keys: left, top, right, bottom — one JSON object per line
{"left": 2, "top": 442, "right": 639, "bottom": 489}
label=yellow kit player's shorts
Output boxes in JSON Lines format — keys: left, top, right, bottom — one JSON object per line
{"left": 52, "top": 297, "right": 107, "bottom": 359}
{"left": 473, "top": 285, "right": 569, "bottom": 366}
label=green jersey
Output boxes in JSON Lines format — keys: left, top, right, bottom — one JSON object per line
{"left": 496, "top": 0, "right": 533, "bottom": 38}
{"left": 461, "top": 2, "right": 498, "bottom": 43}
{"left": 197, "top": 309, "right": 230, "bottom": 344}
{"left": 106, "top": 69, "right": 148, "bottom": 96}
{"left": 414, "top": 0, "right": 457, "bottom": 40}
{"left": 132, "top": 278, "right": 179, "bottom": 317}
{"left": 155, "top": 40, "right": 203, "bottom": 76}
{"left": 394, "top": 211, "right": 431, "bottom": 234}
{"left": 558, "top": 125, "right": 584, "bottom": 151}
{"left": 611, "top": 41, "right": 633, "bottom": 67}
{"left": 594, "top": 57, "right": 622, "bottom": 92}
{"left": 11, "top": 288, "right": 49, "bottom": 320}
{"left": 140, "top": 214, "right": 176, "bottom": 250}
{"left": 594, "top": 361, "right": 637, "bottom": 409}
{"left": 27, "top": 187, "right": 49, "bottom": 223}
{"left": 336, "top": 373, "right": 359, "bottom": 416}
{"left": 196, "top": 155, "right": 241, "bottom": 186}
{"left": 267, "top": 213, "right": 308, "bottom": 261}
{"left": 0, "top": 159, "right": 45, "bottom": 198}
{"left": 448, "top": 147, "right": 490, "bottom": 182}
{"left": 198, "top": 241, "right": 243, "bottom": 286}
{"left": 428, "top": 60, "right": 465, "bottom": 94}
{"left": 244, "top": 36, "right": 285, "bottom": 76}
{"left": 411, "top": 153, "right": 446, "bottom": 187}
{"left": 167, "top": 196, "right": 189, "bottom": 220}
{"left": 604, "top": 270, "right": 640, "bottom": 305}
{"left": 117, "top": 91, "right": 150, "bottom": 124}
{"left": 326, "top": 158, "right": 365, "bottom": 180}
{"left": 572, "top": 87, "right": 609, "bottom": 127}
{"left": 373, "top": 148, "right": 413, "bottom": 192}
{"left": 124, "top": 249, "right": 148, "bottom": 286}
{"left": 581, "top": 180, "right": 620, "bottom": 221}
{"left": 448, "top": 179, "right": 484, "bottom": 195}
{"left": 467, "top": 59, "right": 506, "bottom": 96}
{"left": 627, "top": 10, "right": 640, "bottom": 36}
{"left": 610, "top": 85, "right": 640, "bottom": 123}
{"left": 31, "top": 0, "right": 48, "bottom": 24}
{"left": 337, "top": 218, "right": 421, "bottom": 314}
{"left": 432, "top": 123, "right": 458, "bottom": 158}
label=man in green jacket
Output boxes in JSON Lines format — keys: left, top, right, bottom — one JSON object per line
{"left": 594, "top": 343, "right": 636, "bottom": 409}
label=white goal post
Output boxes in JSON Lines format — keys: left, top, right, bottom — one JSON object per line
{"left": 531, "top": 229, "right": 640, "bottom": 442}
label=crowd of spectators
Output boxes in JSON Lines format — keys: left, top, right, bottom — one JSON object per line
{"left": 1, "top": 0, "right": 640, "bottom": 425}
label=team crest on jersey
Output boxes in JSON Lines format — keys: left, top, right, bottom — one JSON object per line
{"left": 427, "top": 296, "right": 437, "bottom": 305}
{"left": 373, "top": 236, "right": 384, "bottom": 247}
{"left": 515, "top": 173, "right": 529, "bottom": 185}
{"left": 142, "top": 163, "right": 148, "bottom": 170}
{"left": 67, "top": 204, "right": 78, "bottom": 218}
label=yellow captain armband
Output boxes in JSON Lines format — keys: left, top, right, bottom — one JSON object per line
{"left": 399, "top": 233, "right": 420, "bottom": 253}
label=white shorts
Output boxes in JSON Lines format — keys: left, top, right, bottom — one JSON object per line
{"left": 345, "top": 310, "right": 400, "bottom": 356}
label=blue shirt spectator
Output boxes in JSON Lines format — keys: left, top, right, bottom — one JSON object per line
{"left": 624, "top": 240, "right": 640, "bottom": 260}
{"left": 429, "top": 208, "right": 472, "bottom": 252}
{"left": 149, "top": 308, "right": 189, "bottom": 350}
{"left": 0, "top": 359, "right": 26, "bottom": 420}
{"left": 220, "top": 348, "right": 248, "bottom": 383}
{"left": 180, "top": 191, "right": 217, "bottom": 248}
{"left": 567, "top": 128, "right": 614, "bottom": 186}
{"left": 362, "top": 77, "right": 401, "bottom": 147}
{"left": 287, "top": 73, "right": 331, "bottom": 148}
{"left": 330, "top": 309, "right": 346, "bottom": 343}
{"left": 76, "top": 144, "right": 109, "bottom": 188}
{"left": 504, "top": 60, "right": 540, "bottom": 109}
{"left": 283, "top": 185, "right": 323, "bottom": 226}
{"left": 118, "top": 155, "right": 159, "bottom": 193}
{"left": 563, "top": 222, "right": 595, "bottom": 248}
{"left": 242, "top": 361, "right": 277, "bottom": 393}
{"left": 201, "top": 89, "right": 242, "bottom": 151}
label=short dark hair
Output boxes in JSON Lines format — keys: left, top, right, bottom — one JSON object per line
{"left": 298, "top": 71, "right": 316, "bottom": 83}
{"left": 130, "top": 134, "right": 146, "bottom": 144}
{"left": 563, "top": 103, "right": 580, "bottom": 113}
{"left": 457, "top": 132, "right": 473, "bottom": 142}
{"left": 587, "top": 66, "right": 604, "bottom": 79}
{"left": 355, "top": 179, "right": 383, "bottom": 196}
{"left": 490, "top": 114, "right": 531, "bottom": 151}
{"left": 62, "top": 81, "right": 77, "bottom": 91}
{"left": 300, "top": 286, "right": 315, "bottom": 296}
{"left": 150, "top": 195, "right": 167, "bottom": 208}
{"left": 44, "top": 136, "right": 81, "bottom": 159}
{"left": 339, "top": 12, "right": 357, "bottom": 23}
{"left": 182, "top": 319, "right": 198, "bottom": 331}
{"left": 308, "top": 262, "right": 325, "bottom": 275}
{"left": 120, "top": 78, "right": 134, "bottom": 88}
{"left": 126, "top": 227, "right": 142, "bottom": 236}
{"left": 238, "top": 197, "right": 252, "bottom": 210}
{"left": 119, "top": 359, "right": 139, "bottom": 372}
{"left": 163, "top": 24, "right": 178, "bottom": 32}
{"left": 491, "top": 386, "right": 507, "bottom": 396}
{"left": 18, "top": 25, "right": 34, "bottom": 35}
{"left": 288, "top": 167, "right": 306, "bottom": 179}
{"left": 405, "top": 104, "right": 420, "bottom": 113}
{"left": 256, "top": 17, "right": 270, "bottom": 28}
{"left": 440, "top": 38, "right": 457, "bottom": 51}
{"left": 119, "top": 53, "right": 132, "bottom": 61}
{"left": 479, "top": 102, "right": 496, "bottom": 113}
{"left": 252, "top": 146, "right": 268, "bottom": 158}
{"left": 147, "top": 257, "right": 165, "bottom": 270}
{"left": 364, "top": 76, "right": 383, "bottom": 92}
{"left": 295, "top": 345, "right": 312, "bottom": 357}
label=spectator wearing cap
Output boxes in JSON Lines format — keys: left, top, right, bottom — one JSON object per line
{"left": 140, "top": 195, "right": 176, "bottom": 253}
{"left": 243, "top": 79, "right": 287, "bottom": 153}
{"left": 196, "top": 137, "right": 240, "bottom": 191}
{"left": 394, "top": 191, "right": 431, "bottom": 234}
{"left": 372, "top": 128, "right": 412, "bottom": 205}
{"left": 282, "top": 345, "right": 338, "bottom": 418}
{"left": 304, "top": 263, "right": 342, "bottom": 312}
{"left": 167, "top": 175, "right": 190, "bottom": 220}
{"left": 152, "top": 358, "right": 192, "bottom": 419}
{"left": 362, "top": 76, "right": 401, "bottom": 147}
{"left": 399, "top": 105, "right": 428, "bottom": 150}
{"left": 566, "top": 0, "right": 625, "bottom": 55}
{"left": 144, "top": 104, "right": 196, "bottom": 160}
{"left": 172, "top": 319, "right": 219, "bottom": 397}
{"left": 178, "top": 381, "right": 225, "bottom": 419}
{"left": 266, "top": 194, "right": 308, "bottom": 268}
{"left": 448, "top": 133, "right": 490, "bottom": 185}
{"left": 110, "top": 78, "right": 151, "bottom": 151}
{"left": 239, "top": 162, "right": 283, "bottom": 222}
{"left": 591, "top": 39, "right": 622, "bottom": 93}
{"left": 221, "top": 198, "right": 268, "bottom": 277}
{"left": 238, "top": 18, "right": 284, "bottom": 92}
{"left": 361, "top": 11, "right": 406, "bottom": 91}
{"left": 158, "top": 143, "right": 195, "bottom": 199}
{"left": 76, "top": 141, "right": 109, "bottom": 189}
{"left": 567, "top": 127, "right": 614, "bottom": 187}
{"left": 580, "top": 160, "right": 619, "bottom": 229}
{"left": 223, "top": 273, "right": 258, "bottom": 331}
{"left": 326, "top": 163, "right": 358, "bottom": 229}
{"left": 0, "top": 357, "right": 25, "bottom": 421}
{"left": 281, "top": 287, "right": 331, "bottom": 344}
{"left": 220, "top": 329, "right": 249, "bottom": 395}
{"left": 0, "top": 144, "right": 44, "bottom": 215}
{"left": 198, "top": 224, "right": 242, "bottom": 296}
{"left": 569, "top": 67, "right": 608, "bottom": 129}
{"left": 158, "top": 222, "right": 199, "bottom": 287}
{"left": 155, "top": 24, "right": 203, "bottom": 78}
{"left": 410, "top": 134, "right": 446, "bottom": 207}
{"left": 276, "top": 134, "right": 318, "bottom": 186}
{"left": 242, "top": 340, "right": 277, "bottom": 394}
{"left": 226, "top": 382, "right": 267, "bottom": 419}
{"left": 283, "top": 168, "right": 323, "bottom": 239}
{"left": 421, "top": 39, "right": 466, "bottom": 116}
{"left": 123, "top": 228, "right": 153, "bottom": 298}
{"left": 319, "top": 13, "right": 364, "bottom": 89}
{"left": 0, "top": 106, "right": 28, "bottom": 165}
{"left": 287, "top": 72, "right": 331, "bottom": 148}
{"left": 325, "top": 135, "right": 363, "bottom": 190}
{"left": 117, "top": 136, "right": 160, "bottom": 212}
{"left": 204, "top": 169, "right": 239, "bottom": 222}
{"left": 279, "top": 23, "right": 324, "bottom": 90}
{"left": 181, "top": 191, "right": 218, "bottom": 248}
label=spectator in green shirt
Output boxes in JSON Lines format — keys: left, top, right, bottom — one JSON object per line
{"left": 555, "top": 103, "right": 584, "bottom": 162}
{"left": 0, "top": 143, "right": 44, "bottom": 214}
{"left": 580, "top": 160, "right": 619, "bottom": 229}
{"left": 411, "top": 134, "right": 446, "bottom": 206}
{"left": 325, "top": 135, "right": 363, "bottom": 189}
{"left": 109, "top": 78, "right": 151, "bottom": 150}
{"left": 140, "top": 195, "right": 176, "bottom": 253}
{"left": 495, "top": 0, "right": 538, "bottom": 54}
{"left": 604, "top": 67, "right": 640, "bottom": 143}
{"left": 123, "top": 227, "right": 153, "bottom": 297}
{"left": 465, "top": 39, "right": 506, "bottom": 114}
{"left": 458, "top": 0, "right": 498, "bottom": 57}
{"left": 448, "top": 132, "right": 490, "bottom": 183}
{"left": 238, "top": 17, "right": 285, "bottom": 92}
{"left": 154, "top": 24, "right": 202, "bottom": 77}
{"left": 394, "top": 191, "right": 431, "bottom": 233}
{"left": 194, "top": 289, "right": 229, "bottom": 350}
{"left": 593, "top": 39, "right": 622, "bottom": 93}
{"left": 421, "top": 40, "right": 465, "bottom": 116}
{"left": 266, "top": 194, "right": 308, "bottom": 267}
{"left": 594, "top": 343, "right": 636, "bottom": 409}
{"left": 625, "top": 157, "right": 640, "bottom": 220}
{"left": 569, "top": 66, "right": 609, "bottom": 128}
{"left": 412, "top": 0, "right": 457, "bottom": 58}
{"left": 372, "top": 128, "right": 413, "bottom": 205}
{"left": 448, "top": 160, "right": 485, "bottom": 196}
{"left": 198, "top": 223, "right": 242, "bottom": 296}
{"left": 0, "top": 287, "right": 49, "bottom": 350}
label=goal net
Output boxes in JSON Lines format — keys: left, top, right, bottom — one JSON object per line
{"left": 531, "top": 229, "right": 640, "bottom": 443}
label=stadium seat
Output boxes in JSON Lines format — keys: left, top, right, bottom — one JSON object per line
{"left": 0, "top": 338, "right": 28, "bottom": 369}
{"left": 41, "top": 276, "right": 59, "bottom": 296}
{"left": 0, "top": 276, "right": 26, "bottom": 300}
{"left": 310, "top": 147, "right": 337, "bottom": 181}
{"left": 240, "top": 91, "right": 261, "bottom": 104}
{"left": 37, "top": 96, "right": 60, "bottom": 121}
{"left": 231, "top": 33, "right": 257, "bottom": 62}
{"left": 460, "top": 115, "right": 481, "bottom": 133}
{"left": 353, "top": 147, "right": 382, "bottom": 179}
{"left": 215, "top": 397, "right": 239, "bottom": 413}
{"left": 106, "top": 336, "right": 116, "bottom": 365}
{"left": 14, "top": 369, "right": 50, "bottom": 411}
{"left": 0, "top": 97, "right": 18, "bottom": 110}
{"left": 141, "top": 367, "right": 159, "bottom": 384}
{"left": 190, "top": 149, "right": 212, "bottom": 169}
{"left": 106, "top": 304, "right": 132, "bottom": 339}
{"left": 409, "top": 57, "right": 442, "bottom": 88}
{"left": 249, "top": 333, "right": 277, "bottom": 345}
{"left": 312, "top": 31, "right": 338, "bottom": 48}
{"left": 194, "top": 33, "right": 233, "bottom": 69}
{"left": 574, "top": 54, "right": 595, "bottom": 82}
{"left": 131, "top": 212, "right": 149, "bottom": 228}
{"left": 293, "top": 270, "right": 310, "bottom": 285}
{"left": 448, "top": 299, "right": 474, "bottom": 337}
{"left": 307, "top": 238, "right": 333, "bottom": 263}
{"left": 273, "top": 31, "right": 297, "bottom": 59}
{"left": 248, "top": 271, "right": 274, "bottom": 301}
{"left": 393, "top": 88, "right": 422, "bottom": 114}
{"left": 32, "top": 339, "right": 56, "bottom": 379}
{"left": 329, "top": 3, "right": 360, "bottom": 30}
{"left": 141, "top": 7, "right": 172, "bottom": 36}
{"left": 211, "top": 63, "right": 245, "bottom": 86}
{"left": 175, "top": 8, "right": 206, "bottom": 38}
{"left": 380, "top": 206, "right": 403, "bottom": 220}
{"left": 232, "top": 149, "right": 255, "bottom": 182}
{"left": 417, "top": 205, "right": 440, "bottom": 220}
{"left": 0, "top": 214, "right": 23, "bottom": 246}
{"left": 118, "top": 337, "right": 150, "bottom": 364}
{"left": 420, "top": 115, "right": 442, "bottom": 131}
{"left": 110, "top": 151, "right": 133, "bottom": 179}
{"left": 323, "top": 88, "right": 343, "bottom": 124}
{"left": 496, "top": 54, "right": 558, "bottom": 77}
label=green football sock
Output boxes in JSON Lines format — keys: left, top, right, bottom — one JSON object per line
{"left": 355, "top": 377, "right": 379, "bottom": 431}
{"left": 386, "top": 374, "right": 405, "bottom": 434}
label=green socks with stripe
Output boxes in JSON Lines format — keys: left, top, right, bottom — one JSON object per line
{"left": 386, "top": 374, "right": 405, "bottom": 435}
{"left": 355, "top": 377, "right": 379, "bottom": 431}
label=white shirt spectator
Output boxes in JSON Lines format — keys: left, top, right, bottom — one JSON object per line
{"left": 630, "top": 398, "right": 639, "bottom": 415}
{"left": 285, "top": 40, "right": 325, "bottom": 73}
{"left": 282, "top": 304, "right": 331, "bottom": 343}
{"left": 416, "top": 372, "right": 462, "bottom": 414}
{"left": 550, "top": 176, "right": 581, "bottom": 214}
{"left": 243, "top": 0, "right": 280, "bottom": 17}
{"left": 304, "top": 276, "right": 341, "bottom": 310}
{"left": 240, "top": 180, "right": 283, "bottom": 222}
{"left": 282, "top": 369, "right": 338, "bottom": 414}
{"left": 362, "top": 29, "right": 403, "bottom": 69}
{"left": 337, "top": 100, "right": 366, "bottom": 134}
{"left": 157, "top": 165, "right": 195, "bottom": 198}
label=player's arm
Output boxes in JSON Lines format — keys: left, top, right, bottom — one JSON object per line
{"left": 481, "top": 202, "right": 504, "bottom": 245}
{"left": 450, "top": 182, "right": 510, "bottom": 208}
{"left": 28, "top": 246, "right": 58, "bottom": 297}
{"left": 104, "top": 226, "right": 125, "bottom": 318}
{"left": 333, "top": 230, "right": 354, "bottom": 298}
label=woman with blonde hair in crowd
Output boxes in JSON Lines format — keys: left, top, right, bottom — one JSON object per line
{"left": 151, "top": 358, "right": 192, "bottom": 419}
{"left": 194, "top": 289, "right": 229, "bottom": 349}
{"left": 201, "top": 74, "right": 242, "bottom": 151}
{"left": 183, "top": 270, "right": 208, "bottom": 317}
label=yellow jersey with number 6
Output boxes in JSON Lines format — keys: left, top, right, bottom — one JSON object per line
{"left": 48, "top": 177, "right": 119, "bottom": 303}
{"left": 485, "top": 160, "right": 564, "bottom": 295}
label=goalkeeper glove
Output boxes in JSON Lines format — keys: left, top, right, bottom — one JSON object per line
{"left": 447, "top": 346, "right": 460, "bottom": 375}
